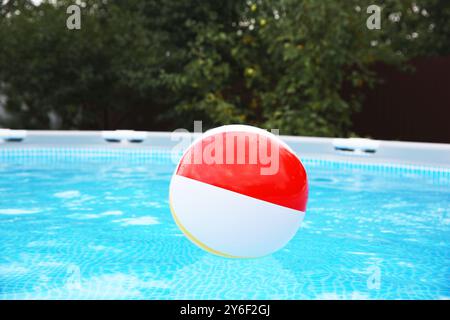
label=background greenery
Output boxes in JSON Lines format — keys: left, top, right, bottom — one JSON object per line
{"left": 0, "top": 0, "right": 449, "bottom": 136}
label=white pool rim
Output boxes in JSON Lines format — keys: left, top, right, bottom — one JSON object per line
{"left": 0, "top": 129, "right": 449, "bottom": 170}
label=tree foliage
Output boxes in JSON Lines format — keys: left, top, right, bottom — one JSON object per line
{"left": 0, "top": 0, "right": 448, "bottom": 135}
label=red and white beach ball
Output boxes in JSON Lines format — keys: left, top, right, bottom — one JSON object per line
{"left": 169, "top": 125, "right": 308, "bottom": 258}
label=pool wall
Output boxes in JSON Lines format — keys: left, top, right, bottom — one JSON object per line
{"left": 0, "top": 130, "right": 449, "bottom": 169}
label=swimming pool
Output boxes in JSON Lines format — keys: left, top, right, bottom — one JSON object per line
{"left": 0, "top": 133, "right": 449, "bottom": 299}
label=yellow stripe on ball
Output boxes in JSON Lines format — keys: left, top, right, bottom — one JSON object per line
{"left": 169, "top": 195, "right": 247, "bottom": 259}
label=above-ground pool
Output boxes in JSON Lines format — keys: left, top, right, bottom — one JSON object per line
{"left": 0, "top": 145, "right": 449, "bottom": 300}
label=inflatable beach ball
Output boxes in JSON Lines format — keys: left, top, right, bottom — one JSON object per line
{"left": 169, "top": 125, "right": 308, "bottom": 258}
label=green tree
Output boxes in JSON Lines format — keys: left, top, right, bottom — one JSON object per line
{"left": 0, "top": 0, "right": 448, "bottom": 135}
{"left": 0, "top": 0, "right": 170, "bottom": 129}
{"left": 170, "top": 0, "right": 449, "bottom": 136}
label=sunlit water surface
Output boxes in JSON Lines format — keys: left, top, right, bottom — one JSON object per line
{"left": 0, "top": 157, "right": 449, "bottom": 299}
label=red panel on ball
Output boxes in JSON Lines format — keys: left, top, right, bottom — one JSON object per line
{"left": 176, "top": 131, "right": 308, "bottom": 212}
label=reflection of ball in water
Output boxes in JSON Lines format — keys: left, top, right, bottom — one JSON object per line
{"left": 169, "top": 125, "right": 308, "bottom": 258}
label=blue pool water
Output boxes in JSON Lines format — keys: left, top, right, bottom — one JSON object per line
{"left": 0, "top": 154, "right": 449, "bottom": 299}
